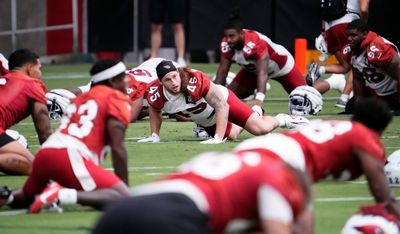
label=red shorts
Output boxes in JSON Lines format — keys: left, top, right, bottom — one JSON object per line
{"left": 203, "top": 90, "right": 254, "bottom": 138}
{"left": 324, "top": 22, "right": 349, "bottom": 54}
{"left": 232, "top": 67, "right": 305, "bottom": 95}
{"left": 22, "top": 148, "right": 121, "bottom": 200}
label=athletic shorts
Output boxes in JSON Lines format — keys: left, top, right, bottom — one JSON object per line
{"left": 150, "top": 0, "right": 186, "bottom": 24}
{"left": 22, "top": 148, "right": 121, "bottom": 200}
{"left": 0, "top": 132, "right": 14, "bottom": 148}
{"left": 93, "top": 193, "right": 210, "bottom": 234}
{"left": 324, "top": 22, "right": 349, "bottom": 54}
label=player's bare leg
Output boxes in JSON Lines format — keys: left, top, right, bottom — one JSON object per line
{"left": 0, "top": 141, "right": 34, "bottom": 175}
{"left": 172, "top": 23, "right": 186, "bottom": 66}
{"left": 244, "top": 113, "right": 279, "bottom": 135}
{"left": 150, "top": 24, "right": 163, "bottom": 58}
{"left": 228, "top": 124, "right": 243, "bottom": 140}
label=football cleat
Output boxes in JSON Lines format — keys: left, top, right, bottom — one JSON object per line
{"left": 335, "top": 98, "right": 348, "bottom": 108}
{"left": 275, "top": 114, "right": 310, "bottom": 129}
{"left": 0, "top": 186, "right": 12, "bottom": 207}
{"left": 305, "top": 62, "right": 321, "bottom": 86}
{"left": 192, "top": 124, "right": 211, "bottom": 139}
{"left": 29, "top": 182, "right": 63, "bottom": 214}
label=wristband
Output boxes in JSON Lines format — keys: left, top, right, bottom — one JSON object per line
{"left": 255, "top": 92, "right": 266, "bottom": 101}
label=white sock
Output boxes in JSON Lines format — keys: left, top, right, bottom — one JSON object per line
{"left": 326, "top": 74, "right": 346, "bottom": 92}
{"left": 58, "top": 188, "right": 78, "bottom": 205}
{"left": 339, "top": 94, "right": 349, "bottom": 101}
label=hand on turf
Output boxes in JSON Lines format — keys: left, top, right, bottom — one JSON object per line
{"left": 200, "top": 135, "right": 226, "bottom": 144}
{"left": 137, "top": 133, "right": 160, "bottom": 143}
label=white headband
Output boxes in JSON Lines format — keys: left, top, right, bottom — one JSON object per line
{"left": 91, "top": 62, "right": 127, "bottom": 83}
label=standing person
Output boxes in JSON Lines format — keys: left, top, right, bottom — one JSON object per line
{"left": 0, "top": 59, "right": 132, "bottom": 213}
{"left": 0, "top": 49, "right": 51, "bottom": 175}
{"left": 93, "top": 150, "right": 312, "bottom": 234}
{"left": 149, "top": 0, "right": 187, "bottom": 67}
{"left": 235, "top": 98, "right": 400, "bottom": 219}
{"left": 138, "top": 60, "right": 309, "bottom": 144}
{"left": 213, "top": 11, "right": 306, "bottom": 107}
{"left": 306, "top": 0, "right": 370, "bottom": 108}
{"left": 344, "top": 19, "right": 400, "bottom": 114}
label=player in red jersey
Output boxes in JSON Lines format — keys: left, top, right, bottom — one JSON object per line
{"left": 0, "top": 49, "right": 51, "bottom": 175}
{"left": 235, "top": 98, "right": 400, "bottom": 219}
{"left": 306, "top": 0, "right": 369, "bottom": 108}
{"left": 342, "top": 19, "right": 400, "bottom": 115}
{"left": 139, "top": 60, "right": 309, "bottom": 144}
{"left": 213, "top": 12, "right": 306, "bottom": 107}
{"left": 0, "top": 59, "right": 132, "bottom": 213}
{"left": 93, "top": 150, "right": 312, "bottom": 234}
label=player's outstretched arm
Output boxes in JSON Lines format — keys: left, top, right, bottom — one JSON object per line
{"left": 31, "top": 101, "right": 52, "bottom": 144}
{"left": 356, "top": 148, "right": 400, "bottom": 219}
{"left": 352, "top": 67, "right": 367, "bottom": 101}
{"left": 130, "top": 96, "right": 144, "bottom": 122}
{"left": 204, "top": 82, "right": 229, "bottom": 142}
{"left": 107, "top": 117, "right": 128, "bottom": 185}
{"left": 214, "top": 56, "right": 232, "bottom": 86}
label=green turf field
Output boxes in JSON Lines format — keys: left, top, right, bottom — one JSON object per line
{"left": 1, "top": 63, "right": 399, "bottom": 234}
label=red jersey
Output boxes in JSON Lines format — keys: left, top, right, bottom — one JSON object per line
{"left": 165, "top": 151, "right": 306, "bottom": 233}
{"left": 235, "top": 120, "right": 385, "bottom": 182}
{"left": 48, "top": 85, "right": 132, "bottom": 165}
{"left": 0, "top": 71, "right": 47, "bottom": 134}
{"left": 220, "top": 29, "right": 294, "bottom": 78}
{"left": 342, "top": 32, "right": 400, "bottom": 96}
{"left": 126, "top": 66, "right": 159, "bottom": 101}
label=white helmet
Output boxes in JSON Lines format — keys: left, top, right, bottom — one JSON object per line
{"left": 384, "top": 150, "right": 400, "bottom": 187}
{"left": 46, "top": 89, "right": 76, "bottom": 120}
{"left": 341, "top": 204, "right": 400, "bottom": 234}
{"left": 289, "top": 86, "right": 323, "bottom": 116}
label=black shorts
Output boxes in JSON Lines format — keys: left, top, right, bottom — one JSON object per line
{"left": 150, "top": 0, "right": 186, "bottom": 24}
{"left": 0, "top": 132, "right": 14, "bottom": 148}
{"left": 93, "top": 193, "right": 210, "bottom": 234}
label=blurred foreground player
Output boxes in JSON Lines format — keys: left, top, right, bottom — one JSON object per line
{"left": 94, "top": 151, "right": 312, "bottom": 234}
{"left": 0, "top": 59, "right": 132, "bottom": 212}
{"left": 0, "top": 49, "right": 51, "bottom": 175}
{"left": 235, "top": 98, "right": 400, "bottom": 219}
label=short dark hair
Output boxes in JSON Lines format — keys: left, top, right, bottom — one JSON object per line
{"left": 347, "top": 19, "right": 369, "bottom": 33}
{"left": 90, "top": 59, "right": 125, "bottom": 87}
{"left": 351, "top": 98, "right": 392, "bottom": 132}
{"left": 224, "top": 9, "right": 243, "bottom": 31}
{"left": 8, "top": 49, "right": 39, "bottom": 70}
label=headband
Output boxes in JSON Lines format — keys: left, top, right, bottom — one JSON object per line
{"left": 91, "top": 62, "right": 126, "bottom": 83}
{"left": 156, "top": 60, "right": 177, "bottom": 80}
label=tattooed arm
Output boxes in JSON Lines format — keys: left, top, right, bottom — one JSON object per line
{"left": 204, "top": 82, "right": 229, "bottom": 140}
{"left": 31, "top": 101, "right": 52, "bottom": 144}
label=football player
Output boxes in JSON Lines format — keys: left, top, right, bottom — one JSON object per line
{"left": 139, "top": 60, "right": 309, "bottom": 144}
{"left": 235, "top": 98, "right": 400, "bottom": 219}
{"left": 307, "top": 0, "right": 370, "bottom": 108}
{"left": 343, "top": 19, "right": 400, "bottom": 115}
{"left": 0, "top": 49, "right": 52, "bottom": 175}
{"left": 0, "top": 59, "right": 132, "bottom": 213}
{"left": 93, "top": 151, "right": 312, "bottom": 234}
{"left": 213, "top": 11, "right": 306, "bottom": 107}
